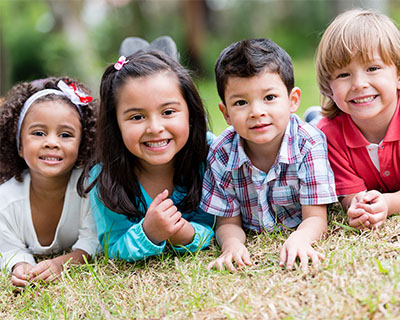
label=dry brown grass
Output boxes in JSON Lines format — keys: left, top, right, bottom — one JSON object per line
{"left": 1, "top": 205, "right": 400, "bottom": 319}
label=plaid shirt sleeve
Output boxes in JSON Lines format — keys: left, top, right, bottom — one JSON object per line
{"left": 297, "top": 135, "right": 337, "bottom": 205}
{"left": 200, "top": 147, "right": 241, "bottom": 218}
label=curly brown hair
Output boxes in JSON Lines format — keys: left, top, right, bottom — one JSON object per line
{"left": 0, "top": 77, "right": 97, "bottom": 184}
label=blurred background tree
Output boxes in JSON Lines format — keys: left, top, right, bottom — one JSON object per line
{"left": 0, "top": 0, "right": 398, "bottom": 132}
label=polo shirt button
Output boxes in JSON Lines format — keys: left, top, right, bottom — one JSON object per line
{"left": 384, "top": 170, "right": 390, "bottom": 176}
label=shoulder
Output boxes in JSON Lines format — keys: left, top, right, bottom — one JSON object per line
{"left": 69, "top": 168, "right": 83, "bottom": 185}
{"left": 0, "top": 172, "right": 29, "bottom": 209}
{"left": 209, "top": 127, "right": 238, "bottom": 156}
{"left": 317, "top": 114, "right": 344, "bottom": 135}
{"left": 290, "top": 114, "right": 327, "bottom": 147}
{"left": 207, "top": 126, "right": 240, "bottom": 169}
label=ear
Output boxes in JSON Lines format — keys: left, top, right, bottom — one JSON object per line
{"left": 218, "top": 102, "right": 232, "bottom": 126}
{"left": 18, "top": 146, "right": 24, "bottom": 158}
{"left": 289, "top": 87, "right": 301, "bottom": 113}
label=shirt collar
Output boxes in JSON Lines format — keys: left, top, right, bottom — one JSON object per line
{"left": 226, "top": 114, "right": 301, "bottom": 172}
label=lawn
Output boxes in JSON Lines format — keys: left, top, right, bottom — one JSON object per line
{"left": 1, "top": 205, "right": 400, "bottom": 319}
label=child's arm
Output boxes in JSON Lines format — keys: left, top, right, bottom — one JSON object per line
{"left": 26, "top": 249, "right": 89, "bottom": 283}
{"left": 168, "top": 209, "right": 215, "bottom": 252}
{"left": 167, "top": 219, "right": 195, "bottom": 245}
{"left": 208, "top": 215, "right": 252, "bottom": 272}
{"left": 279, "top": 204, "right": 327, "bottom": 272}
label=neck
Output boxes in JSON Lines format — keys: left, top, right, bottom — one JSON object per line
{"left": 30, "top": 172, "right": 71, "bottom": 200}
{"left": 352, "top": 115, "right": 392, "bottom": 144}
{"left": 136, "top": 161, "right": 175, "bottom": 198}
{"left": 244, "top": 135, "right": 282, "bottom": 173}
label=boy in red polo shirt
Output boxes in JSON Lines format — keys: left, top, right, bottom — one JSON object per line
{"left": 316, "top": 9, "right": 400, "bottom": 229}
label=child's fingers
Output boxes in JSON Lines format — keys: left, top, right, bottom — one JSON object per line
{"left": 213, "top": 253, "right": 237, "bottom": 272}
{"left": 220, "top": 259, "right": 237, "bottom": 273}
{"left": 232, "top": 252, "right": 247, "bottom": 268}
{"left": 298, "top": 250, "right": 309, "bottom": 272}
{"left": 28, "top": 262, "right": 48, "bottom": 278}
{"left": 241, "top": 249, "right": 253, "bottom": 266}
{"left": 148, "top": 190, "right": 169, "bottom": 209}
{"left": 206, "top": 260, "right": 217, "bottom": 270}
{"left": 279, "top": 246, "right": 287, "bottom": 267}
{"left": 285, "top": 248, "right": 298, "bottom": 270}
{"left": 11, "top": 275, "right": 27, "bottom": 287}
{"left": 368, "top": 214, "right": 385, "bottom": 229}
{"left": 347, "top": 207, "right": 366, "bottom": 219}
{"left": 362, "top": 190, "right": 381, "bottom": 203}
{"left": 12, "top": 266, "right": 29, "bottom": 280}
{"left": 348, "top": 215, "right": 369, "bottom": 229}
{"left": 309, "top": 249, "right": 323, "bottom": 268}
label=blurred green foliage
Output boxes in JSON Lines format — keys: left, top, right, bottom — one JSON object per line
{"left": 1, "top": 0, "right": 400, "bottom": 131}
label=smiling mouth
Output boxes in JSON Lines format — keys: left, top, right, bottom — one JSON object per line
{"left": 144, "top": 139, "right": 170, "bottom": 147}
{"left": 351, "top": 95, "right": 377, "bottom": 104}
{"left": 40, "top": 156, "right": 62, "bottom": 162}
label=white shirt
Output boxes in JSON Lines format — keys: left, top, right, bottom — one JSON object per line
{"left": 0, "top": 169, "right": 100, "bottom": 272}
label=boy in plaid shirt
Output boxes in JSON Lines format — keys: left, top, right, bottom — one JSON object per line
{"left": 200, "top": 38, "right": 337, "bottom": 272}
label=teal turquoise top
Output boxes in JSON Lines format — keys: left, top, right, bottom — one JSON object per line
{"left": 89, "top": 157, "right": 215, "bottom": 262}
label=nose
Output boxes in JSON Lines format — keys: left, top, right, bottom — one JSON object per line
{"left": 146, "top": 116, "right": 164, "bottom": 134}
{"left": 351, "top": 71, "right": 368, "bottom": 91}
{"left": 44, "top": 134, "right": 60, "bottom": 149}
{"left": 249, "top": 101, "right": 267, "bottom": 118}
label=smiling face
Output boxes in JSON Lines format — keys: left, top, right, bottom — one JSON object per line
{"left": 115, "top": 72, "right": 190, "bottom": 170}
{"left": 219, "top": 71, "right": 300, "bottom": 154}
{"left": 19, "top": 100, "right": 82, "bottom": 181}
{"left": 329, "top": 54, "right": 400, "bottom": 127}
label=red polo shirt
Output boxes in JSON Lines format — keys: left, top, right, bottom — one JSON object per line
{"left": 318, "top": 98, "right": 400, "bottom": 196}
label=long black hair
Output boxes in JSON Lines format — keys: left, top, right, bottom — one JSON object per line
{"left": 83, "top": 51, "right": 209, "bottom": 220}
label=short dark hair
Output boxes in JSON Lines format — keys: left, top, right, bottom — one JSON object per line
{"left": 84, "top": 51, "right": 209, "bottom": 219}
{"left": 215, "top": 38, "right": 294, "bottom": 104}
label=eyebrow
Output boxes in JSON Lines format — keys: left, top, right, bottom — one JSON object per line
{"left": 227, "top": 88, "right": 277, "bottom": 101}
{"left": 27, "top": 123, "right": 78, "bottom": 131}
{"left": 122, "top": 101, "right": 181, "bottom": 115}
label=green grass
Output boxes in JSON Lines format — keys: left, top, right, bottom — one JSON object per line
{"left": 198, "top": 57, "right": 320, "bottom": 135}
{"left": 2, "top": 205, "right": 400, "bottom": 319}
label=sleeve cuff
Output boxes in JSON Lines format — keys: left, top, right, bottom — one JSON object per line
{"left": 172, "top": 222, "right": 214, "bottom": 253}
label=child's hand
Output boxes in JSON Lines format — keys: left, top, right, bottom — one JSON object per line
{"left": 143, "top": 189, "right": 185, "bottom": 245}
{"left": 27, "top": 258, "right": 63, "bottom": 283}
{"left": 11, "top": 262, "right": 33, "bottom": 287}
{"left": 354, "top": 190, "right": 388, "bottom": 229}
{"left": 347, "top": 191, "right": 370, "bottom": 229}
{"left": 279, "top": 230, "right": 324, "bottom": 272}
{"left": 207, "top": 239, "right": 252, "bottom": 272}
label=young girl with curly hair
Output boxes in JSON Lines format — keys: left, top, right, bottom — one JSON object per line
{"left": 0, "top": 77, "right": 100, "bottom": 286}
{"left": 83, "top": 51, "right": 215, "bottom": 261}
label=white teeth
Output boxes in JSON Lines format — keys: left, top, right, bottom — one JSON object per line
{"left": 353, "top": 96, "right": 375, "bottom": 103}
{"left": 42, "top": 157, "right": 61, "bottom": 161}
{"left": 145, "top": 140, "right": 169, "bottom": 147}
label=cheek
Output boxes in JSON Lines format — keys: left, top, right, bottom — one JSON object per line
{"left": 120, "top": 126, "right": 140, "bottom": 149}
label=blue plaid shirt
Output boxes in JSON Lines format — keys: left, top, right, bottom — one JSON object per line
{"left": 200, "top": 114, "right": 337, "bottom": 232}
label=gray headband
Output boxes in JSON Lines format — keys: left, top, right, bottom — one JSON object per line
{"left": 16, "top": 80, "right": 91, "bottom": 151}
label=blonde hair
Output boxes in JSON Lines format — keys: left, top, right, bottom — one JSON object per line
{"left": 316, "top": 9, "right": 400, "bottom": 118}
